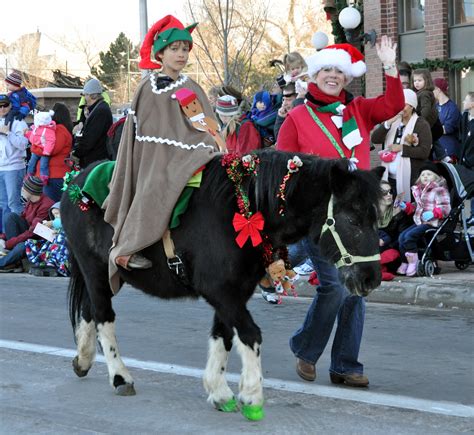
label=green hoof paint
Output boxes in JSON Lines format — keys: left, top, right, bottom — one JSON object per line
{"left": 217, "top": 398, "right": 238, "bottom": 412}
{"left": 241, "top": 403, "right": 265, "bottom": 421}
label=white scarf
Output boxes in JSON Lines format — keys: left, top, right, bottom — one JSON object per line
{"left": 381, "top": 113, "right": 419, "bottom": 202}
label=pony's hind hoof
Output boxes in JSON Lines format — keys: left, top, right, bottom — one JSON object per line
{"left": 241, "top": 403, "right": 265, "bottom": 421}
{"left": 72, "top": 356, "right": 90, "bottom": 378}
{"left": 215, "top": 397, "right": 238, "bottom": 412}
{"left": 115, "top": 383, "right": 136, "bottom": 396}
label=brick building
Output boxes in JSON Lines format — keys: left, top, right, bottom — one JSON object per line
{"left": 362, "top": 0, "right": 473, "bottom": 104}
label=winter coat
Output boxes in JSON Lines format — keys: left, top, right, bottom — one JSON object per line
{"left": 416, "top": 89, "right": 438, "bottom": 127}
{"left": 436, "top": 100, "right": 461, "bottom": 158}
{"left": 25, "top": 122, "right": 57, "bottom": 156}
{"left": 371, "top": 116, "right": 432, "bottom": 186}
{"left": 459, "top": 112, "right": 474, "bottom": 169}
{"left": 276, "top": 75, "right": 404, "bottom": 169}
{"left": 225, "top": 115, "right": 261, "bottom": 155}
{"left": 73, "top": 98, "right": 113, "bottom": 167}
{"left": 5, "top": 194, "right": 55, "bottom": 250}
{"left": 411, "top": 179, "right": 451, "bottom": 227}
{"left": 0, "top": 117, "right": 28, "bottom": 171}
{"left": 32, "top": 124, "right": 72, "bottom": 179}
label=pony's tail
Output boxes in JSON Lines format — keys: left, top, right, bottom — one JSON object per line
{"left": 68, "top": 251, "right": 88, "bottom": 338}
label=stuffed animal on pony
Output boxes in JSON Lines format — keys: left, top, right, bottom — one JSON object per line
{"left": 266, "top": 259, "right": 299, "bottom": 302}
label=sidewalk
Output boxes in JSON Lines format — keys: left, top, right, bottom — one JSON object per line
{"left": 290, "top": 261, "right": 474, "bottom": 309}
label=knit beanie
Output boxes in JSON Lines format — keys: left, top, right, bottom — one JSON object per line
{"left": 215, "top": 95, "right": 240, "bottom": 117}
{"left": 403, "top": 89, "right": 418, "bottom": 109}
{"left": 83, "top": 78, "right": 103, "bottom": 95}
{"left": 5, "top": 70, "right": 22, "bottom": 87}
{"left": 434, "top": 78, "right": 448, "bottom": 94}
{"left": 23, "top": 175, "right": 43, "bottom": 196}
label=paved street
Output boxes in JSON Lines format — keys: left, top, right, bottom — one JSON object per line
{"left": 1, "top": 274, "right": 473, "bottom": 434}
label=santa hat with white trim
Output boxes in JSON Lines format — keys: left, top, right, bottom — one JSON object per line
{"left": 305, "top": 43, "right": 366, "bottom": 80}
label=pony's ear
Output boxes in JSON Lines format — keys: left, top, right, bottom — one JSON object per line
{"left": 371, "top": 166, "right": 386, "bottom": 180}
{"left": 330, "top": 160, "right": 354, "bottom": 196}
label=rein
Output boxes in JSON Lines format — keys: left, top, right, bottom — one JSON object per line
{"left": 321, "top": 196, "right": 381, "bottom": 268}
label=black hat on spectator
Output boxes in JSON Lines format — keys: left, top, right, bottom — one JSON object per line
{"left": 418, "top": 161, "right": 442, "bottom": 177}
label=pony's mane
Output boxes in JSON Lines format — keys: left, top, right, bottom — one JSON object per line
{"left": 201, "top": 150, "right": 340, "bottom": 217}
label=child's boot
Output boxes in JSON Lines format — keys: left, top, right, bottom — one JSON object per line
{"left": 405, "top": 252, "right": 418, "bottom": 276}
{"left": 396, "top": 262, "right": 408, "bottom": 275}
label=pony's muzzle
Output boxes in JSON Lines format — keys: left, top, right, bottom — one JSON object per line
{"left": 339, "top": 262, "right": 381, "bottom": 297}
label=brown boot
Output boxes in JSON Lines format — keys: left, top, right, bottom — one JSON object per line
{"left": 296, "top": 358, "right": 316, "bottom": 382}
{"left": 330, "top": 372, "right": 369, "bottom": 387}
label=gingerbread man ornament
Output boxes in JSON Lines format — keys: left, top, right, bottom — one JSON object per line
{"left": 172, "top": 88, "right": 227, "bottom": 151}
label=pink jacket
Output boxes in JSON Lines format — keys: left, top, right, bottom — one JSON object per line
{"left": 411, "top": 179, "right": 451, "bottom": 227}
{"left": 25, "top": 121, "right": 57, "bottom": 156}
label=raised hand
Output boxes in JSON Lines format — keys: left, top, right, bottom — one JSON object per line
{"left": 376, "top": 35, "right": 397, "bottom": 66}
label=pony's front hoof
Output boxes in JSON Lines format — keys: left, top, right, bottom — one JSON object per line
{"left": 115, "top": 383, "right": 136, "bottom": 396}
{"left": 72, "top": 356, "right": 90, "bottom": 378}
{"left": 241, "top": 403, "right": 265, "bottom": 421}
{"left": 215, "top": 397, "right": 238, "bottom": 412}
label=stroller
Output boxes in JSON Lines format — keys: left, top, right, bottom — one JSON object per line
{"left": 418, "top": 162, "right": 474, "bottom": 277}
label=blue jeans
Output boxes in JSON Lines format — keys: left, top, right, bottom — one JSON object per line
{"left": 28, "top": 154, "right": 50, "bottom": 178}
{"left": 398, "top": 224, "right": 430, "bottom": 256}
{"left": 0, "top": 168, "right": 25, "bottom": 232}
{"left": 43, "top": 178, "right": 63, "bottom": 202}
{"left": 289, "top": 238, "right": 365, "bottom": 375}
{"left": 0, "top": 212, "right": 28, "bottom": 267}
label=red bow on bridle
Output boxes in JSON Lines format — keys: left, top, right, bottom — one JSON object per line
{"left": 232, "top": 212, "right": 265, "bottom": 248}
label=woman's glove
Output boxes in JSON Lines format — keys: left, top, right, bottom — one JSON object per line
{"left": 422, "top": 211, "right": 434, "bottom": 221}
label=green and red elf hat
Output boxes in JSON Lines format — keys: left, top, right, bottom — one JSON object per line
{"left": 139, "top": 15, "right": 198, "bottom": 69}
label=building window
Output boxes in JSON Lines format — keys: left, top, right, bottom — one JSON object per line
{"left": 399, "top": 0, "right": 425, "bottom": 32}
{"left": 452, "top": 0, "right": 474, "bottom": 25}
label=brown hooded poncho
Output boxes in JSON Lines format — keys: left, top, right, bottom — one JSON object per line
{"left": 104, "top": 73, "right": 222, "bottom": 293}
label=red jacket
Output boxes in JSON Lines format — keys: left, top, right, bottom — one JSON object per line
{"left": 33, "top": 124, "right": 72, "bottom": 179}
{"left": 5, "top": 195, "right": 55, "bottom": 249}
{"left": 276, "top": 75, "right": 404, "bottom": 169}
{"left": 226, "top": 116, "right": 261, "bottom": 155}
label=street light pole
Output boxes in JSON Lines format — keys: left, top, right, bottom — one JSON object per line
{"left": 139, "top": 0, "right": 148, "bottom": 77}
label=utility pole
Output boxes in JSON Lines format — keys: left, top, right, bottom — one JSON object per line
{"left": 139, "top": 0, "right": 148, "bottom": 77}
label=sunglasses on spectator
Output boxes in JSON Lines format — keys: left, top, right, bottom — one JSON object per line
{"left": 0, "top": 104, "right": 10, "bottom": 108}
{"left": 382, "top": 189, "right": 393, "bottom": 195}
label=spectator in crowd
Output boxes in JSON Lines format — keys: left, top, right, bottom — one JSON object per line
{"left": 0, "top": 176, "right": 54, "bottom": 272}
{"left": 459, "top": 91, "right": 474, "bottom": 225}
{"left": 215, "top": 95, "right": 261, "bottom": 155}
{"left": 411, "top": 68, "right": 443, "bottom": 143}
{"left": 3, "top": 70, "right": 36, "bottom": 127}
{"left": 398, "top": 61, "right": 412, "bottom": 89}
{"left": 371, "top": 88, "right": 432, "bottom": 202}
{"left": 433, "top": 78, "right": 461, "bottom": 162}
{"left": 277, "top": 37, "right": 404, "bottom": 387}
{"left": 29, "top": 103, "right": 73, "bottom": 201}
{"left": 74, "top": 89, "right": 111, "bottom": 134}
{"left": 104, "top": 15, "right": 223, "bottom": 292}
{"left": 274, "top": 82, "right": 298, "bottom": 140}
{"left": 396, "top": 162, "right": 451, "bottom": 276}
{"left": 0, "top": 94, "right": 28, "bottom": 232}
{"left": 72, "top": 78, "right": 113, "bottom": 168}
{"left": 25, "top": 201, "right": 70, "bottom": 277}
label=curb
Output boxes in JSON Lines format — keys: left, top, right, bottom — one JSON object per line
{"left": 286, "top": 276, "right": 474, "bottom": 309}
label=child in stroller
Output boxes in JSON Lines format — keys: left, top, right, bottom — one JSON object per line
{"left": 417, "top": 161, "right": 474, "bottom": 276}
{"left": 396, "top": 162, "right": 451, "bottom": 276}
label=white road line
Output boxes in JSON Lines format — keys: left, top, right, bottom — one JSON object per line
{"left": 1, "top": 339, "right": 473, "bottom": 419}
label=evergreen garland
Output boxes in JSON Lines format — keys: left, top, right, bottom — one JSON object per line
{"left": 411, "top": 58, "right": 474, "bottom": 71}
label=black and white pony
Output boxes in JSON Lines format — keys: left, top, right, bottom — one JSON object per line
{"left": 62, "top": 150, "right": 383, "bottom": 420}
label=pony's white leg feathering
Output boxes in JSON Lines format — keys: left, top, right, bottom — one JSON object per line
{"left": 233, "top": 333, "right": 264, "bottom": 407}
{"left": 97, "top": 321, "right": 135, "bottom": 394}
{"left": 75, "top": 319, "right": 96, "bottom": 372}
{"left": 203, "top": 337, "right": 235, "bottom": 409}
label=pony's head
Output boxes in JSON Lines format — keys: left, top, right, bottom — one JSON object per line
{"left": 317, "top": 161, "right": 385, "bottom": 296}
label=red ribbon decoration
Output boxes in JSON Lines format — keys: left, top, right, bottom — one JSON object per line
{"left": 232, "top": 212, "right": 265, "bottom": 248}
